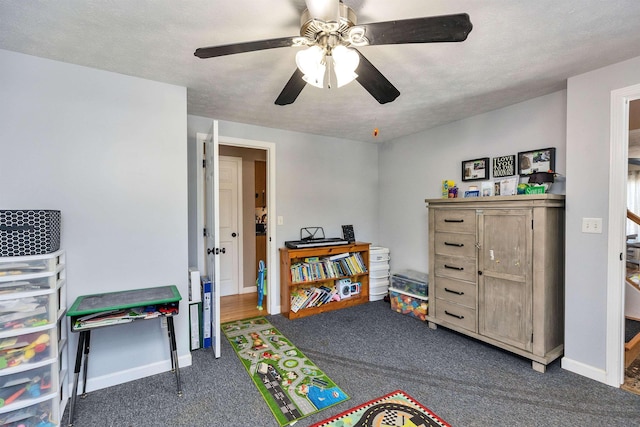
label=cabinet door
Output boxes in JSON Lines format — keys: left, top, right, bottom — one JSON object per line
{"left": 478, "top": 209, "right": 533, "bottom": 351}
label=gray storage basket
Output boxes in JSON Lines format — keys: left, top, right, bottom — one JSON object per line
{"left": 0, "top": 210, "right": 61, "bottom": 257}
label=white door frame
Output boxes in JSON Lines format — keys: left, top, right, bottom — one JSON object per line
{"left": 607, "top": 83, "right": 640, "bottom": 386}
{"left": 219, "top": 136, "right": 278, "bottom": 315}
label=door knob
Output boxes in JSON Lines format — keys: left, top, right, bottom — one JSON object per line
{"left": 207, "top": 247, "right": 226, "bottom": 255}
{"left": 232, "top": 232, "right": 237, "bottom": 237}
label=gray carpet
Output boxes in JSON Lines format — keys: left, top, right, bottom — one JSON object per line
{"left": 63, "top": 301, "right": 640, "bottom": 426}
{"left": 626, "top": 318, "right": 640, "bottom": 342}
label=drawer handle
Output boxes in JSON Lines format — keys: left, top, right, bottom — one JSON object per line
{"left": 444, "top": 264, "right": 464, "bottom": 271}
{"left": 444, "top": 219, "right": 464, "bottom": 223}
{"left": 445, "top": 310, "right": 464, "bottom": 319}
{"left": 444, "top": 242, "right": 464, "bottom": 247}
{"left": 444, "top": 287, "right": 464, "bottom": 295}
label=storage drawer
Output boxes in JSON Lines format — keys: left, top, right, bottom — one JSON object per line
{"left": 0, "top": 395, "right": 58, "bottom": 426}
{"left": 370, "top": 270, "right": 390, "bottom": 280}
{"left": 435, "top": 277, "right": 477, "bottom": 308}
{"left": 0, "top": 274, "right": 61, "bottom": 295}
{"left": 369, "top": 246, "right": 390, "bottom": 262}
{"left": 369, "top": 260, "right": 390, "bottom": 273}
{"left": 0, "top": 252, "right": 63, "bottom": 278}
{"left": 434, "top": 254, "right": 477, "bottom": 282}
{"left": 370, "top": 276, "right": 389, "bottom": 291}
{"left": 435, "top": 299, "right": 477, "bottom": 332}
{"left": 0, "top": 362, "right": 57, "bottom": 412}
{"left": 434, "top": 232, "right": 476, "bottom": 257}
{"left": 0, "top": 290, "right": 59, "bottom": 333}
{"left": 434, "top": 209, "right": 476, "bottom": 233}
{"left": 0, "top": 328, "right": 56, "bottom": 371}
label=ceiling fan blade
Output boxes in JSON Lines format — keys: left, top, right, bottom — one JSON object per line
{"left": 354, "top": 50, "right": 400, "bottom": 104}
{"left": 355, "top": 13, "right": 472, "bottom": 46}
{"left": 275, "top": 68, "right": 307, "bottom": 105}
{"left": 194, "top": 36, "right": 299, "bottom": 58}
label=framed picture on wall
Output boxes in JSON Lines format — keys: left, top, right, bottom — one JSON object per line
{"left": 462, "top": 157, "right": 490, "bottom": 181}
{"left": 517, "top": 148, "right": 556, "bottom": 176}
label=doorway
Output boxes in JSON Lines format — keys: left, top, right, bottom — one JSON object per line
{"left": 609, "top": 84, "right": 640, "bottom": 387}
{"left": 623, "top": 100, "right": 640, "bottom": 392}
{"left": 218, "top": 143, "right": 273, "bottom": 323}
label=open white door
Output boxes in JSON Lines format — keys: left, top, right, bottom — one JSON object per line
{"left": 218, "top": 156, "right": 243, "bottom": 296}
{"left": 204, "top": 121, "right": 221, "bottom": 358}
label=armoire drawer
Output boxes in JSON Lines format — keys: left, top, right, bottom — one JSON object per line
{"left": 434, "top": 232, "right": 476, "bottom": 257}
{"left": 434, "top": 277, "right": 477, "bottom": 308}
{"left": 435, "top": 299, "right": 477, "bottom": 332}
{"left": 434, "top": 254, "right": 477, "bottom": 282}
{"left": 434, "top": 209, "right": 476, "bottom": 233}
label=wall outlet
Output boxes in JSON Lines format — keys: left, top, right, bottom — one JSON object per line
{"left": 582, "top": 218, "right": 603, "bottom": 234}
{"left": 277, "top": 216, "right": 284, "bottom": 225}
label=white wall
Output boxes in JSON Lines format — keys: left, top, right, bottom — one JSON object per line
{"left": 378, "top": 91, "right": 567, "bottom": 273}
{"left": 0, "top": 49, "right": 189, "bottom": 390}
{"left": 187, "top": 116, "right": 380, "bottom": 308}
{"left": 565, "top": 55, "right": 640, "bottom": 379}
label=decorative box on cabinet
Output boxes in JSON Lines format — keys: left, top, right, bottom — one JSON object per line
{"left": 0, "top": 250, "right": 68, "bottom": 426}
{"left": 425, "top": 195, "right": 565, "bottom": 372}
{"left": 280, "top": 242, "right": 370, "bottom": 319}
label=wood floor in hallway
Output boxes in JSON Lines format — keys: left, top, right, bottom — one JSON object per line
{"left": 220, "top": 292, "right": 267, "bottom": 323}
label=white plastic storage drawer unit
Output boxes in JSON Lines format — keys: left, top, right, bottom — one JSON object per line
{"left": 369, "top": 246, "right": 390, "bottom": 301}
{"left": 0, "top": 250, "right": 68, "bottom": 426}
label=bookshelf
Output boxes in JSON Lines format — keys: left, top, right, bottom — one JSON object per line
{"left": 280, "top": 242, "right": 370, "bottom": 319}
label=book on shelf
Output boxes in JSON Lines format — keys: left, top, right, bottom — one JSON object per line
{"left": 290, "top": 283, "right": 341, "bottom": 312}
{"left": 328, "top": 252, "right": 350, "bottom": 261}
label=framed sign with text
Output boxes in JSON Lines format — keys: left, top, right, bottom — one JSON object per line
{"left": 493, "top": 155, "right": 516, "bottom": 178}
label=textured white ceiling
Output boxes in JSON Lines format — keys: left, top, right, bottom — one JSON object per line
{"left": 2, "top": 0, "right": 640, "bottom": 143}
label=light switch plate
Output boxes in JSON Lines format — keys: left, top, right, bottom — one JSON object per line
{"left": 582, "top": 218, "right": 602, "bottom": 234}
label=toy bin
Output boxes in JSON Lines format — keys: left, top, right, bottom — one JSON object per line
{"left": 0, "top": 395, "right": 58, "bottom": 427}
{"left": 0, "top": 291, "right": 59, "bottom": 333}
{"left": 390, "top": 269, "right": 428, "bottom": 320}
{"left": 389, "top": 289, "right": 428, "bottom": 321}
{"left": 0, "top": 363, "right": 57, "bottom": 413}
{"left": 390, "top": 270, "right": 429, "bottom": 296}
{"left": 0, "top": 328, "right": 56, "bottom": 371}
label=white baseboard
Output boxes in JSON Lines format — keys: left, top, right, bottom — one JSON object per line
{"left": 69, "top": 353, "right": 192, "bottom": 394}
{"left": 561, "top": 356, "right": 611, "bottom": 385}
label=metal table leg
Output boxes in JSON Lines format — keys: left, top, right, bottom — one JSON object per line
{"left": 68, "top": 330, "right": 88, "bottom": 427}
{"left": 166, "top": 316, "right": 182, "bottom": 396}
{"left": 81, "top": 331, "right": 91, "bottom": 398}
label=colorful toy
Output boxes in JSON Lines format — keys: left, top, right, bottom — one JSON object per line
{"left": 0, "top": 376, "right": 41, "bottom": 407}
{"left": 256, "top": 260, "right": 266, "bottom": 310}
{"left": 0, "top": 333, "right": 50, "bottom": 369}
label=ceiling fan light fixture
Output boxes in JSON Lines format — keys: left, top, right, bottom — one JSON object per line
{"left": 331, "top": 45, "right": 359, "bottom": 87}
{"left": 305, "top": 0, "right": 340, "bottom": 23}
{"left": 296, "top": 45, "right": 326, "bottom": 88}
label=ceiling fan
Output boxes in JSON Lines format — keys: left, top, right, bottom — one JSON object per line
{"left": 194, "top": 0, "right": 472, "bottom": 106}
